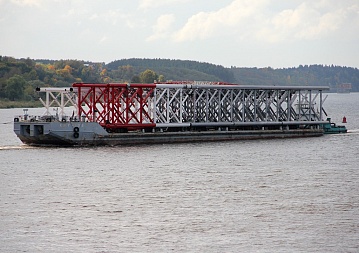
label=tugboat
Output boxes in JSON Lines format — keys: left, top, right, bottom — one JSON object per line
{"left": 323, "top": 118, "right": 347, "bottom": 134}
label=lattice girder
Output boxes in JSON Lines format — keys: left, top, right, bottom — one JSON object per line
{"left": 70, "top": 82, "right": 328, "bottom": 131}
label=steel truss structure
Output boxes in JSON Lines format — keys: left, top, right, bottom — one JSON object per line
{"left": 36, "top": 87, "right": 78, "bottom": 120}
{"left": 70, "top": 82, "right": 329, "bottom": 131}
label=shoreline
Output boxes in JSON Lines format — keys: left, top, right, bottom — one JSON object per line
{"left": 0, "top": 100, "right": 41, "bottom": 109}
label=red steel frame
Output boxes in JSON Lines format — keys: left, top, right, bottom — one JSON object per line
{"left": 72, "top": 83, "right": 156, "bottom": 130}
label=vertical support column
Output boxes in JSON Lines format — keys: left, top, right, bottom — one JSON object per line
{"left": 229, "top": 89, "right": 234, "bottom": 122}
{"left": 45, "top": 90, "right": 50, "bottom": 116}
{"left": 125, "top": 87, "right": 129, "bottom": 125}
{"left": 242, "top": 89, "right": 245, "bottom": 122}
{"left": 179, "top": 89, "right": 183, "bottom": 123}
{"left": 193, "top": 88, "right": 197, "bottom": 122}
{"left": 92, "top": 87, "right": 96, "bottom": 122}
{"left": 166, "top": 88, "right": 170, "bottom": 123}
{"left": 276, "top": 90, "right": 279, "bottom": 121}
{"left": 77, "top": 86, "right": 82, "bottom": 120}
{"left": 254, "top": 90, "right": 257, "bottom": 122}
{"left": 60, "top": 91, "right": 64, "bottom": 120}
{"left": 153, "top": 88, "right": 157, "bottom": 124}
{"left": 309, "top": 90, "right": 312, "bottom": 121}
{"left": 319, "top": 90, "right": 323, "bottom": 121}
{"left": 265, "top": 90, "right": 268, "bottom": 122}
{"left": 138, "top": 88, "right": 143, "bottom": 125}
{"left": 121, "top": 90, "right": 125, "bottom": 124}
{"left": 298, "top": 90, "right": 301, "bottom": 121}
{"left": 218, "top": 89, "right": 221, "bottom": 122}
{"left": 107, "top": 86, "right": 111, "bottom": 124}
{"left": 206, "top": 89, "right": 209, "bottom": 122}
{"left": 287, "top": 90, "right": 291, "bottom": 121}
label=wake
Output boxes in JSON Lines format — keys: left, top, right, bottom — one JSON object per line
{"left": 0, "top": 145, "right": 35, "bottom": 150}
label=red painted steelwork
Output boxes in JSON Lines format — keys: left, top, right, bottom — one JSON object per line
{"left": 72, "top": 83, "right": 156, "bottom": 130}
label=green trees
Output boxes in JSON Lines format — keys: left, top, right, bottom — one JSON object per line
{"left": 131, "top": 75, "right": 141, "bottom": 83}
{"left": 1, "top": 56, "right": 359, "bottom": 104}
{"left": 230, "top": 65, "right": 359, "bottom": 91}
{"left": 158, "top": 74, "right": 165, "bottom": 82}
{"left": 109, "top": 68, "right": 163, "bottom": 83}
{"left": 139, "top": 69, "right": 158, "bottom": 83}
{"left": 111, "top": 65, "right": 134, "bottom": 82}
{"left": 106, "top": 58, "right": 236, "bottom": 82}
{"left": 5, "top": 75, "right": 26, "bottom": 100}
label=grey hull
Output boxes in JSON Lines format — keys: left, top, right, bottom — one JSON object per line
{"left": 14, "top": 121, "right": 323, "bottom": 146}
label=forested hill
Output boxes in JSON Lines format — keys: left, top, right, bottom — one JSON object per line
{"left": 107, "top": 58, "right": 236, "bottom": 83}
{"left": 231, "top": 65, "right": 359, "bottom": 92}
{"left": 1, "top": 56, "right": 359, "bottom": 103}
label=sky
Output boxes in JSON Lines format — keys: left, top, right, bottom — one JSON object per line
{"left": 1, "top": 0, "right": 359, "bottom": 68}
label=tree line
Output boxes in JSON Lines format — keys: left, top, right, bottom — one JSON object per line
{"left": 231, "top": 65, "right": 359, "bottom": 92}
{"left": 0, "top": 57, "right": 162, "bottom": 101}
{"left": 1, "top": 56, "right": 359, "bottom": 102}
{"left": 107, "top": 58, "right": 236, "bottom": 83}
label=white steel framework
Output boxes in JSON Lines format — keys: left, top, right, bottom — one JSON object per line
{"left": 35, "top": 82, "right": 329, "bottom": 131}
{"left": 37, "top": 87, "right": 78, "bottom": 120}
{"left": 154, "top": 84, "right": 328, "bottom": 129}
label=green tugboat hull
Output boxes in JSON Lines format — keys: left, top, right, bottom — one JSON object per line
{"left": 323, "top": 118, "right": 347, "bottom": 134}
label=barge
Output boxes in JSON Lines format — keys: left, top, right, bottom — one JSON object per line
{"left": 13, "top": 81, "right": 336, "bottom": 146}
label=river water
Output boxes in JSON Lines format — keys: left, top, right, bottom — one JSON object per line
{"left": 1, "top": 93, "right": 359, "bottom": 252}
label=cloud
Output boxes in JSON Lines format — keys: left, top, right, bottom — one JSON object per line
{"left": 297, "top": 9, "right": 344, "bottom": 39}
{"left": 139, "top": 0, "right": 189, "bottom": 10}
{"left": 172, "top": 0, "right": 268, "bottom": 42}
{"left": 146, "top": 14, "right": 175, "bottom": 41}
{"left": 81, "top": 8, "right": 133, "bottom": 27}
{"left": 171, "top": 0, "right": 359, "bottom": 43}
{"left": 100, "top": 36, "right": 108, "bottom": 43}
{"left": 257, "top": 1, "right": 359, "bottom": 42}
{"left": 11, "top": 0, "right": 42, "bottom": 7}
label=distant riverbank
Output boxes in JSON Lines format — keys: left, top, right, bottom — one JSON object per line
{"left": 0, "top": 100, "right": 41, "bottom": 109}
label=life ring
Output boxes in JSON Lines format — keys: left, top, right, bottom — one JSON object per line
{"left": 14, "top": 117, "right": 19, "bottom": 122}
{"left": 73, "top": 132, "right": 79, "bottom": 138}
{"left": 73, "top": 127, "right": 79, "bottom": 133}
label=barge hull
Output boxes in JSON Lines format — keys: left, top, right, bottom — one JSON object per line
{"left": 99, "top": 129, "right": 323, "bottom": 146}
{"left": 14, "top": 121, "right": 323, "bottom": 146}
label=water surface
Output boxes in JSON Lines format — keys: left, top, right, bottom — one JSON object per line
{"left": 1, "top": 93, "right": 358, "bottom": 252}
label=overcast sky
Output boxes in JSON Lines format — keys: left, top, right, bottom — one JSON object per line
{"left": 1, "top": 0, "right": 358, "bottom": 68}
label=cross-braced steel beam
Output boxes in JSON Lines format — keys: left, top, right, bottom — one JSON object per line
{"left": 70, "top": 82, "right": 329, "bottom": 131}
